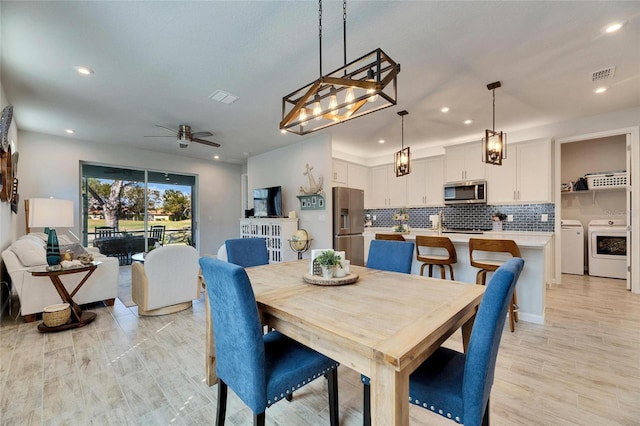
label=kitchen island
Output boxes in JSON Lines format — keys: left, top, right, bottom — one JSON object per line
{"left": 364, "top": 228, "right": 554, "bottom": 324}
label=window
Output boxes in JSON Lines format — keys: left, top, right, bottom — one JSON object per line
{"left": 80, "top": 163, "right": 196, "bottom": 250}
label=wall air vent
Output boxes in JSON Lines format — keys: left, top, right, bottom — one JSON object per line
{"left": 591, "top": 66, "right": 616, "bottom": 82}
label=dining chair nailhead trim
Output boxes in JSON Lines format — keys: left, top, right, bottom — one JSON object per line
{"left": 410, "top": 397, "right": 461, "bottom": 424}
{"left": 267, "top": 365, "right": 337, "bottom": 407}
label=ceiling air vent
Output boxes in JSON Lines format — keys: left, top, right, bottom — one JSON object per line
{"left": 591, "top": 66, "right": 616, "bottom": 82}
{"left": 209, "top": 90, "right": 239, "bottom": 105}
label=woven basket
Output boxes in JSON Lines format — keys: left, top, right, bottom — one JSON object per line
{"left": 43, "top": 303, "right": 71, "bottom": 327}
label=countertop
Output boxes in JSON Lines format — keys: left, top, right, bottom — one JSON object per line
{"left": 364, "top": 227, "right": 553, "bottom": 248}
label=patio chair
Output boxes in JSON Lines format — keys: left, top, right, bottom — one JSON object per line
{"left": 149, "top": 225, "right": 166, "bottom": 246}
{"left": 95, "top": 226, "right": 117, "bottom": 239}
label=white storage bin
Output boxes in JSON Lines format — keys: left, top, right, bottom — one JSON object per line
{"left": 585, "top": 172, "right": 627, "bottom": 190}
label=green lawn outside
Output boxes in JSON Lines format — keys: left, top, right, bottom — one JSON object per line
{"left": 88, "top": 218, "right": 191, "bottom": 233}
{"left": 87, "top": 219, "right": 192, "bottom": 245}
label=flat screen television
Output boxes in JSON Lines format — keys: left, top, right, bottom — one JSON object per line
{"left": 253, "top": 186, "right": 283, "bottom": 218}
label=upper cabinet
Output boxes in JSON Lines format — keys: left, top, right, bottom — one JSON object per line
{"left": 347, "top": 163, "right": 367, "bottom": 191}
{"left": 332, "top": 160, "right": 348, "bottom": 185}
{"left": 406, "top": 156, "right": 444, "bottom": 206}
{"left": 486, "top": 139, "right": 551, "bottom": 204}
{"left": 444, "top": 142, "right": 486, "bottom": 182}
{"left": 332, "top": 160, "right": 367, "bottom": 190}
{"left": 367, "top": 164, "right": 407, "bottom": 208}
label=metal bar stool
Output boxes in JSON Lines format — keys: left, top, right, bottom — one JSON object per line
{"left": 375, "top": 233, "right": 406, "bottom": 241}
{"left": 415, "top": 236, "right": 457, "bottom": 280}
{"left": 469, "top": 238, "right": 522, "bottom": 332}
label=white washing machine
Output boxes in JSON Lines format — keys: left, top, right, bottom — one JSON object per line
{"left": 561, "top": 219, "right": 584, "bottom": 275}
{"left": 588, "top": 219, "right": 627, "bottom": 279}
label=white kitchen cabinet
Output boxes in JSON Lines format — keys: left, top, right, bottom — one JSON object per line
{"left": 332, "top": 160, "right": 348, "bottom": 185}
{"left": 406, "top": 156, "right": 445, "bottom": 206}
{"left": 368, "top": 164, "right": 407, "bottom": 208}
{"left": 487, "top": 139, "right": 551, "bottom": 203}
{"left": 347, "top": 163, "right": 367, "bottom": 190}
{"left": 332, "top": 159, "right": 367, "bottom": 190}
{"left": 406, "top": 159, "right": 427, "bottom": 206}
{"left": 425, "top": 156, "right": 445, "bottom": 205}
{"left": 444, "top": 142, "right": 485, "bottom": 182}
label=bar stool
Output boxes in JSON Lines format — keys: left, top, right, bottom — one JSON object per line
{"left": 375, "top": 233, "right": 406, "bottom": 241}
{"left": 415, "top": 236, "right": 457, "bottom": 280}
{"left": 469, "top": 238, "right": 522, "bottom": 332}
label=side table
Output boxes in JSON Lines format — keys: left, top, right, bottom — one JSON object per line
{"left": 131, "top": 252, "right": 146, "bottom": 263}
{"left": 28, "top": 262, "right": 101, "bottom": 332}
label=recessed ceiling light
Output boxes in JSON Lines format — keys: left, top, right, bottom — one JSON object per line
{"left": 378, "top": 139, "right": 385, "bottom": 144}
{"left": 594, "top": 87, "right": 608, "bottom": 94}
{"left": 65, "top": 129, "right": 75, "bottom": 134}
{"left": 464, "top": 119, "right": 473, "bottom": 125}
{"left": 441, "top": 107, "right": 450, "bottom": 113}
{"left": 603, "top": 21, "right": 626, "bottom": 33}
{"left": 74, "top": 66, "right": 94, "bottom": 75}
{"left": 214, "top": 155, "right": 220, "bottom": 160}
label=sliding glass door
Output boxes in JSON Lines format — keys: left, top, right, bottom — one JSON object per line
{"left": 80, "top": 163, "right": 196, "bottom": 257}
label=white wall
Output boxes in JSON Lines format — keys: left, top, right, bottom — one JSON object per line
{"left": 248, "top": 134, "right": 333, "bottom": 253}
{"left": 0, "top": 81, "right": 20, "bottom": 254}
{"left": 15, "top": 130, "right": 242, "bottom": 256}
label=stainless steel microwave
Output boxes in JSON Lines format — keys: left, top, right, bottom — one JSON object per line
{"left": 444, "top": 180, "right": 487, "bottom": 205}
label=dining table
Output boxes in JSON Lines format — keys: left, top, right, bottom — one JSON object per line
{"left": 204, "top": 259, "right": 485, "bottom": 426}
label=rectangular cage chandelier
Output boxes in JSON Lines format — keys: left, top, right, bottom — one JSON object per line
{"left": 280, "top": 49, "right": 400, "bottom": 135}
{"left": 280, "top": 1, "right": 400, "bottom": 135}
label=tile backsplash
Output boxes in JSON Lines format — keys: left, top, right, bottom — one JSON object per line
{"left": 366, "top": 203, "right": 555, "bottom": 232}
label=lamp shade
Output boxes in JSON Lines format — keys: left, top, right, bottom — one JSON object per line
{"left": 28, "top": 198, "right": 74, "bottom": 228}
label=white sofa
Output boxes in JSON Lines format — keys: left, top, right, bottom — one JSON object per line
{"left": 1, "top": 233, "right": 119, "bottom": 321}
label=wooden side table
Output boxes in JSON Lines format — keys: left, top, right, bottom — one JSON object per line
{"left": 28, "top": 262, "right": 101, "bottom": 332}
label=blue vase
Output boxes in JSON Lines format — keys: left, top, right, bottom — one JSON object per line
{"left": 46, "top": 229, "right": 61, "bottom": 266}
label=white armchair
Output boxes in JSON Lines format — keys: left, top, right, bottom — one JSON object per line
{"left": 131, "top": 245, "right": 200, "bottom": 316}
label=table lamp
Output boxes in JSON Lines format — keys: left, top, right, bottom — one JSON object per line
{"left": 28, "top": 198, "right": 74, "bottom": 267}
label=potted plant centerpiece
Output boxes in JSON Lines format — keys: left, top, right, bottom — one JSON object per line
{"left": 315, "top": 250, "right": 343, "bottom": 279}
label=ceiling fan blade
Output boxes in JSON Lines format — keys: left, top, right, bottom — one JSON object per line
{"left": 192, "top": 131, "right": 213, "bottom": 138}
{"left": 155, "top": 125, "right": 178, "bottom": 134}
{"left": 192, "top": 137, "right": 220, "bottom": 147}
{"left": 144, "top": 135, "right": 175, "bottom": 138}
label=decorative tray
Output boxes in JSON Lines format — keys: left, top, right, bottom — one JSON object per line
{"left": 303, "top": 273, "right": 359, "bottom": 286}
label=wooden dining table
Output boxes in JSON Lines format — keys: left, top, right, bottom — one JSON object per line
{"left": 204, "top": 260, "right": 485, "bottom": 426}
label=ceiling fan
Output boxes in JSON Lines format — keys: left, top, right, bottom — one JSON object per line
{"left": 146, "top": 124, "right": 220, "bottom": 149}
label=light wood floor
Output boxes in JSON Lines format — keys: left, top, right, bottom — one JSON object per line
{"left": 1, "top": 273, "right": 639, "bottom": 425}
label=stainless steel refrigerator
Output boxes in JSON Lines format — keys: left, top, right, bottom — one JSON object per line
{"left": 333, "top": 187, "right": 365, "bottom": 266}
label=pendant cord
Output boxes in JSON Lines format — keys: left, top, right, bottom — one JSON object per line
{"left": 401, "top": 114, "right": 404, "bottom": 149}
{"left": 492, "top": 89, "right": 496, "bottom": 132}
{"left": 319, "top": 0, "right": 323, "bottom": 78}
{"left": 343, "top": 0, "right": 347, "bottom": 67}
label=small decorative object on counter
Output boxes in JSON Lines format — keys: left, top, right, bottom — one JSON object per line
{"left": 492, "top": 212, "right": 507, "bottom": 231}
{"left": 393, "top": 207, "right": 410, "bottom": 233}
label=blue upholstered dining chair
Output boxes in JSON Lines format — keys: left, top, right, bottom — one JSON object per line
{"left": 366, "top": 239, "right": 415, "bottom": 273}
{"left": 199, "top": 257, "right": 340, "bottom": 426}
{"left": 362, "top": 257, "right": 524, "bottom": 426}
{"left": 225, "top": 237, "right": 269, "bottom": 268}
